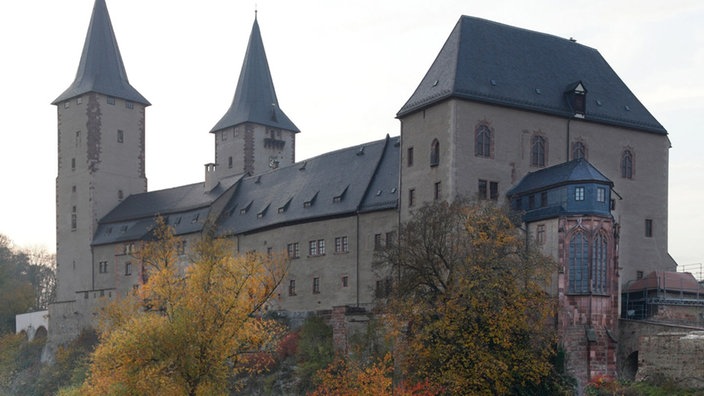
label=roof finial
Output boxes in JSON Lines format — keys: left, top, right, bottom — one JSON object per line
{"left": 254, "top": 5, "right": 258, "bottom": 20}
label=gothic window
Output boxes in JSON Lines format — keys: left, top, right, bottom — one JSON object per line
{"left": 531, "top": 135, "right": 546, "bottom": 167}
{"left": 572, "top": 141, "right": 586, "bottom": 160}
{"left": 621, "top": 149, "right": 634, "bottom": 179}
{"left": 568, "top": 232, "right": 589, "bottom": 294}
{"left": 430, "top": 139, "right": 440, "bottom": 167}
{"left": 313, "top": 277, "right": 320, "bottom": 294}
{"left": 591, "top": 233, "right": 608, "bottom": 294}
{"left": 475, "top": 124, "right": 492, "bottom": 158}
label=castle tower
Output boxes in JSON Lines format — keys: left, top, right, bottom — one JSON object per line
{"left": 210, "top": 14, "right": 299, "bottom": 180}
{"left": 51, "top": 0, "right": 149, "bottom": 330}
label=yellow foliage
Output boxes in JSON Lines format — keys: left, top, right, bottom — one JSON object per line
{"left": 81, "top": 221, "right": 288, "bottom": 395}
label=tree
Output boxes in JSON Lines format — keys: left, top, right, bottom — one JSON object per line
{"left": 0, "top": 235, "right": 34, "bottom": 334}
{"left": 80, "top": 221, "right": 288, "bottom": 395}
{"left": 24, "top": 246, "right": 57, "bottom": 310}
{"left": 376, "top": 201, "right": 558, "bottom": 395}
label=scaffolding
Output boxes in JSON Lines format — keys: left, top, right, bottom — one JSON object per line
{"left": 679, "top": 263, "right": 704, "bottom": 281}
{"left": 622, "top": 271, "right": 704, "bottom": 321}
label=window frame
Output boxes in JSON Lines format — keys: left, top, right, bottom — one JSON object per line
{"left": 475, "top": 124, "right": 492, "bottom": 158}
{"left": 530, "top": 135, "right": 547, "bottom": 167}
{"left": 430, "top": 139, "right": 440, "bottom": 167}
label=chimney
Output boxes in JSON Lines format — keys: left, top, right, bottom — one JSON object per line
{"left": 204, "top": 163, "right": 217, "bottom": 191}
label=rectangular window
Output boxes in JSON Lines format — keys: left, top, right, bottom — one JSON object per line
{"left": 313, "top": 277, "right": 320, "bottom": 294}
{"left": 490, "top": 181, "right": 499, "bottom": 201}
{"left": 99, "top": 261, "right": 108, "bottom": 274}
{"left": 125, "top": 262, "right": 132, "bottom": 276}
{"left": 107, "top": 96, "right": 115, "bottom": 105}
{"left": 76, "top": 97, "right": 82, "bottom": 105}
{"left": 540, "top": 191, "right": 548, "bottom": 207}
{"left": 117, "top": 129, "right": 124, "bottom": 143}
{"left": 528, "top": 195, "right": 535, "bottom": 210}
{"left": 75, "top": 131, "right": 81, "bottom": 147}
{"left": 408, "top": 188, "right": 416, "bottom": 207}
{"left": 334, "top": 236, "right": 349, "bottom": 253}
{"left": 536, "top": 224, "right": 545, "bottom": 245}
{"left": 478, "top": 179, "right": 487, "bottom": 200}
{"left": 71, "top": 158, "right": 76, "bottom": 171}
{"left": 71, "top": 206, "right": 77, "bottom": 230}
{"left": 645, "top": 219, "right": 653, "bottom": 238}
{"left": 342, "top": 276, "right": 349, "bottom": 288}
{"left": 636, "top": 271, "right": 644, "bottom": 280}
{"left": 125, "top": 101, "right": 133, "bottom": 109}
{"left": 385, "top": 232, "right": 395, "bottom": 247}
{"left": 610, "top": 199, "right": 616, "bottom": 210}
{"left": 407, "top": 147, "right": 414, "bottom": 167}
{"left": 317, "top": 239, "right": 325, "bottom": 255}
{"left": 434, "top": 181, "right": 441, "bottom": 200}
{"left": 597, "top": 187, "right": 606, "bottom": 202}
{"left": 176, "top": 240, "right": 187, "bottom": 255}
{"left": 575, "top": 187, "right": 585, "bottom": 201}
{"left": 228, "top": 156, "right": 233, "bottom": 169}
{"left": 309, "top": 240, "right": 317, "bottom": 256}
{"left": 374, "top": 233, "right": 382, "bottom": 250}
{"left": 288, "top": 280, "right": 296, "bottom": 296}
{"left": 287, "top": 242, "right": 300, "bottom": 258}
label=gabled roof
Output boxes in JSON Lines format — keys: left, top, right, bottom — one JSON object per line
{"left": 507, "top": 158, "right": 612, "bottom": 197}
{"left": 215, "top": 136, "right": 399, "bottom": 236}
{"left": 93, "top": 176, "right": 240, "bottom": 245}
{"left": 210, "top": 17, "right": 299, "bottom": 133}
{"left": 53, "top": 0, "right": 149, "bottom": 105}
{"left": 397, "top": 16, "right": 665, "bottom": 135}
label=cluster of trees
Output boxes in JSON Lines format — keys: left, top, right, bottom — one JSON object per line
{"left": 0, "top": 235, "right": 55, "bottom": 334}
{"left": 1, "top": 201, "right": 572, "bottom": 394}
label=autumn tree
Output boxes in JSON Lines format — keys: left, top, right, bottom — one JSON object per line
{"left": 80, "top": 220, "right": 288, "bottom": 395}
{"left": 0, "top": 235, "right": 34, "bottom": 334}
{"left": 376, "top": 201, "right": 558, "bottom": 395}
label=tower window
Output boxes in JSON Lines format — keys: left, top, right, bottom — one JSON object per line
{"left": 536, "top": 224, "right": 545, "bottom": 245}
{"left": 430, "top": 139, "right": 440, "bottom": 167}
{"left": 71, "top": 158, "right": 76, "bottom": 171}
{"left": 434, "top": 181, "right": 441, "bottom": 200}
{"left": 288, "top": 280, "right": 296, "bottom": 296}
{"left": 408, "top": 188, "right": 416, "bottom": 207}
{"left": 407, "top": 147, "right": 414, "bottom": 167}
{"left": 117, "top": 130, "right": 124, "bottom": 143}
{"left": 125, "top": 101, "right": 133, "bottom": 109}
{"left": 596, "top": 187, "right": 605, "bottom": 202}
{"left": 118, "top": 190, "right": 124, "bottom": 201}
{"left": 124, "top": 262, "right": 132, "bottom": 276}
{"left": 107, "top": 96, "right": 116, "bottom": 105}
{"left": 575, "top": 187, "right": 585, "bottom": 201}
{"left": 313, "top": 277, "right": 320, "bottom": 294}
{"left": 645, "top": 219, "right": 653, "bottom": 238}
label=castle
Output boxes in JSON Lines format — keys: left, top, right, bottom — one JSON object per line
{"left": 48, "top": 0, "right": 676, "bottom": 386}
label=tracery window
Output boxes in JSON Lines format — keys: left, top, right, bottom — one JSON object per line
{"left": 572, "top": 141, "right": 586, "bottom": 160}
{"left": 475, "top": 124, "right": 492, "bottom": 158}
{"left": 531, "top": 135, "right": 546, "bottom": 167}
{"left": 621, "top": 149, "right": 634, "bottom": 179}
{"left": 568, "top": 231, "right": 609, "bottom": 294}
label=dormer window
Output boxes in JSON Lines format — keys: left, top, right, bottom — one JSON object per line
{"left": 565, "top": 81, "right": 587, "bottom": 118}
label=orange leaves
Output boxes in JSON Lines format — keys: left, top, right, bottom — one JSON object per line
{"left": 81, "top": 222, "right": 288, "bottom": 395}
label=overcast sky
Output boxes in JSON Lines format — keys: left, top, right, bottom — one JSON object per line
{"left": 0, "top": 0, "right": 702, "bottom": 269}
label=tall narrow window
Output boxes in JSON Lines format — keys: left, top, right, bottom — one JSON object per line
{"left": 596, "top": 187, "right": 606, "bottom": 202}
{"left": 374, "top": 234, "right": 382, "bottom": 250}
{"left": 430, "top": 139, "right": 440, "bottom": 167}
{"left": 645, "top": 219, "right": 653, "bottom": 238}
{"left": 288, "top": 280, "right": 296, "bottom": 296}
{"left": 575, "top": 187, "right": 585, "bottom": 201}
{"left": 309, "top": 241, "right": 317, "bottom": 256}
{"left": 124, "top": 262, "right": 132, "bottom": 276}
{"left": 478, "top": 179, "right": 488, "bottom": 200}
{"left": 568, "top": 233, "right": 589, "bottom": 294}
{"left": 621, "top": 149, "right": 634, "bottom": 179}
{"left": 117, "top": 130, "right": 124, "bottom": 143}
{"left": 536, "top": 224, "right": 545, "bottom": 245}
{"left": 475, "top": 124, "right": 492, "bottom": 158}
{"left": 228, "top": 156, "right": 233, "bottom": 169}
{"left": 572, "top": 141, "right": 586, "bottom": 160}
{"left": 489, "top": 181, "right": 499, "bottom": 201}
{"left": 592, "top": 233, "right": 608, "bottom": 294}
{"left": 531, "top": 135, "right": 546, "bottom": 167}
{"left": 407, "top": 147, "right": 414, "bottom": 167}
{"left": 287, "top": 242, "right": 300, "bottom": 258}
{"left": 71, "top": 158, "right": 76, "bottom": 171}
{"left": 408, "top": 188, "right": 416, "bottom": 207}
{"left": 313, "top": 277, "right": 320, "bottom": 294}
{"left": 434, "top": 181, "right": 441, "bottom": 200}
{"left": 71, "top": 206, "right": 77, "bottom": 230}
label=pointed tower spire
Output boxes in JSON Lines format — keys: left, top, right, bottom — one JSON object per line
{"left": 53, "top": 0, "right": 149, "bottom": 105}
{"left": 211, "top": 17, "right": 298, "bottom": 133}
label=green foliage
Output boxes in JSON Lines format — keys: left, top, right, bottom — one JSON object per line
{"left": 295, "top": 315, "right": 334, "bottom": 393}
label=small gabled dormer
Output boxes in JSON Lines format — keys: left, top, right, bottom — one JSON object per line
{"left": 565, "top": 81, "right": 587, "bottom": 118}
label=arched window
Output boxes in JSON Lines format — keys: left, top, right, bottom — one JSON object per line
{"left": 531, "top": 135, "right": 546, "bottom": 167}
{"left": 430, "top": 139, "right": 440, "bottom": 167}
{"left": 591, "top": 233, "right": 608, "bottom": 294}
{"left": 621, "top": 149, "right": 634, "bottom": 179}
{"left": 572, "top": 141, "right": 586, "bottom": 160}
{"left": 568, "top": 232, "right": 589, "bottom": 294}
{"left": 475, "top": 124, "right": 492, "bottom": 158}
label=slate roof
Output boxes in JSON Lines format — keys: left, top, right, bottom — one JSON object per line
{"left": 53, "top": 0, "right": 149, "bottom": 105}
{"left": 215, "top": 136, "right": 399, "bottom": 236}
{"left": 210, "top": 17, "right": 299, "bottom": 133}
{"left": 507, "top": 158, "right": 612, "bottom": 197}
{"left": 93, "top": 176, "right": 240, "bottom": 245}
{"left": 397, "top": 16, "right": 665, "bottom": 134}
